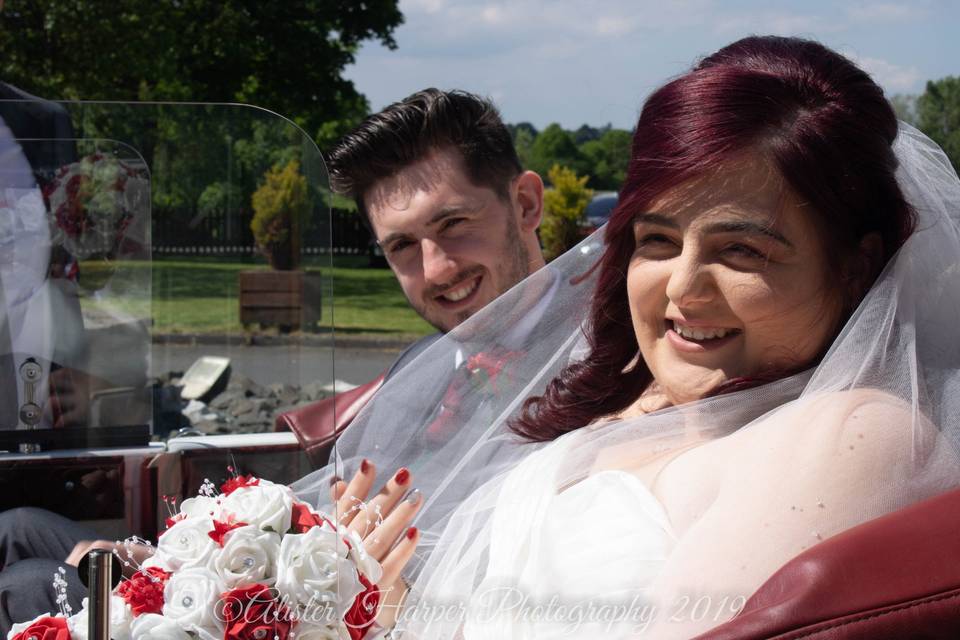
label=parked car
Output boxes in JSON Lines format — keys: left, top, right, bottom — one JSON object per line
{"left": 581, "top": 190, "right": 618, "bottom": 236}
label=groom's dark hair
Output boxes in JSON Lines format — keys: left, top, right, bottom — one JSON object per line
{"left": 327, "top": 88, "right": 522, "bottom": 227}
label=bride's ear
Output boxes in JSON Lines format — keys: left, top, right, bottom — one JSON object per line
{"left": 845, "top": 232, "right": 884, "bottom": 301}
{"left": 514, "top": 171, "right": 544, "bottom": 232}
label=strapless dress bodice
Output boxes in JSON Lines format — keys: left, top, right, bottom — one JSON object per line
{"left": 464, "top": 449, "right": 676, "bottom": 639}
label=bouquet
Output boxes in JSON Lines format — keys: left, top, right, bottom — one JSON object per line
{"left": 42, "top": 152, "right": 148, "bottom": 260}
{"left": 8, "top": 476, "right": 383, "bottom": 640}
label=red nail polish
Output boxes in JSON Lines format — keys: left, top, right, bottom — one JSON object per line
{"left": 361, "top": 459, "right": 371, "bottom": 474}
{"left": 395, "top": 467, "right": 410, "bottom": 485}
{"left": 406, "top": 526, "right": 418, "bottom": 540}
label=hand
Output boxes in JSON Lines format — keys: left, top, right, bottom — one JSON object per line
{"left": 47, "top": 367, "right": 91, "bottom": 428}
{"left": 65, "top": 539, "right": 154, "bottom": 579}
{"left": 330, "top": 460, "right": 422, "bottom": 628}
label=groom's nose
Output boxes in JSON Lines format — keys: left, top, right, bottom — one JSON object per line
{"left": 421, "top": 238, "right": 458, "bottom": 284}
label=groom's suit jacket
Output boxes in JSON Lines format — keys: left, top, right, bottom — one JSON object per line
{"left": 276, "top": 270, "right": 560, "bottom": 466}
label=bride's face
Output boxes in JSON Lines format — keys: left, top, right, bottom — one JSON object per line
{"left": 627, "top": 157, "right": 843, "bottom": 406}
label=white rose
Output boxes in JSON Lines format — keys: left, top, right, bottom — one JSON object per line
{"left": 139, "top": 552, "right": 171, "bottom": 573}
{"left": 129, "top": 614, "right": 191, "bottom": 640}
{"left": 66, "top": 597, "right": 134, "bottom": 640}
{"left": 275, "top": 527, "right": 361, "bottom": 617}
{"left": 293, "top": 622, "right": 352, "bottom": 640}
{"left": 179, "top": 495, "right": 220, "bottom": 520}
{"left": 342, "top": 529, "right": 383, "bottom": 584}
{"left": 219, "top": 482, "right": 294, "bottom": 533}
{"left": 211, "top": 525, "right": 280, "bottom": 588}
{"left": 162, "top": 567, "right": 226, "bottom": 634}
{"left": 156, "top": 517, "right": 217, "bottom": 571}
{"left": 7, "top": 614, "right": 63, "bottom": 640}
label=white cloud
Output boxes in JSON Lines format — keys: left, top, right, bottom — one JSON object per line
{"left": 404, "top": 0, "right": 446, "bottom": 14}
{"left": 480, "top": 4, "right": 506, "bottom": 24}
{"left": 595, "top": 15, "right": 637, "bottom": 36}
{"left": 844, "top": 51, "right": 922, "bottom": 91}
{"left": 846, "top": 2, "right": 926, "bottom": 23}
{"left": 714, "top": 10, "right": 840, "bottom": 36}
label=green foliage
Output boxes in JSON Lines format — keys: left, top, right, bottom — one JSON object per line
{"left": 529, "top": 124, "right": 588, "bottom": 180}
{"left": 250, "top": 160, "right": 309, "bottom": 270}
{"left": 916, "top": 77, "right": 960, "bottom": 175}
{"left": 541, "top": 165, "right": 593, "bottom": 261}
{"left": 581, "top": 128, "right": 632, "bottom": 190}
{"left": 513, "top": 127, "right": 536, "bottom": 169}
{"left": 0, "top": 0, "right": 402, "bottom": 137}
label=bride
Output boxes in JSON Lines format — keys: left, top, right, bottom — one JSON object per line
{"left": 295, "top": 35, "right": 960, "bottom": 638}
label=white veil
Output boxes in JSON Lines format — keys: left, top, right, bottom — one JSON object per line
{"left": 293, "top": 124, "right": 960, "bottom": 637}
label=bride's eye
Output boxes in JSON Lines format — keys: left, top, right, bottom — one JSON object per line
{"left": 724, "top": 243, "right": 766, "bottom": 260}
{"left": 635, "top": 234, "right": 678, "bottom": 254}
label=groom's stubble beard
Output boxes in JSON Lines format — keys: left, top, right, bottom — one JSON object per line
{"left": 415, "top": 215, "right": 531, "bottom": 334}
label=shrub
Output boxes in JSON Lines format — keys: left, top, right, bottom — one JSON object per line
{"left": 540, "top": 164, "right": 592, "bottom": 260}
{"left": 250, "top": 160, "right": 308, "bottom": 270}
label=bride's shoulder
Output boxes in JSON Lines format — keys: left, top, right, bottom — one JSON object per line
{"left": 748, "top": 388, "right": 936, "bottom": 471}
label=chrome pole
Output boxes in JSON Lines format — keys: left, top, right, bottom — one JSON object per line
{"left": 87, "top": 549, "right": 112, "bottom": 640}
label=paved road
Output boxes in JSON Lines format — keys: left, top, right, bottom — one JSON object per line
{"left": 150, "top": 343, "right": 405, "bottom": 388}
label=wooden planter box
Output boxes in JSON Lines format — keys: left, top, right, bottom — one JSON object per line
{"left": 238, "top": 270, "right": 322, "bottom": 332}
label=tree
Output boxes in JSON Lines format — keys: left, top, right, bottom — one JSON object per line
{"left": 581, "top": 128, "right": 631, "bottom": 190}
{"left": 513, "top": 127, "right": 536, "bottom": 169}
{"left": 0, "top": 0, "right": 403, "bottom": 142}
{"left": 890, "top": 94, "right": 918, "bottom": 126}
{"left": 916, "top": 77, "right": 960, "bottom": 175}
{"left": 540, "top": 165, "right": 592, "bottom": 261}
{"left": 528, "top": 124, "right": 588, "bottom": 182}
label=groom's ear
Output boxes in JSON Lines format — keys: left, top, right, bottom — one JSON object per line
{"left": 513, "top": 170, "right": 544, "bottom": 232}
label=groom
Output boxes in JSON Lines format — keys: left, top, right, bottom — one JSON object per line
{"left": 279, "top": 88, "right": 547, "bottom": 457}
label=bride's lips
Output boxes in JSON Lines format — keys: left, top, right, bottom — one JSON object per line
{"left": 433, "top": 274, "right": 483, "bottom": 310}
{"left": 665, "top": 319, "right": 741, "bottom": 353}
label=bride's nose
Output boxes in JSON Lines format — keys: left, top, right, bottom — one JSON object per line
{"left": 665, "top": 250, "right": 716, "bottom": 307}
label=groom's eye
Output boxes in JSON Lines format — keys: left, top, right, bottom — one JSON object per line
{"left": 440, "top": 217, "right": 466, "bottom": 232}
{"left": 387, "top": 239, "right": 414, "bottom": 254}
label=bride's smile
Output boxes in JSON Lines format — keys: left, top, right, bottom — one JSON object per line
{"left": 627, "top": 155, "right": 845, "bottom": 406}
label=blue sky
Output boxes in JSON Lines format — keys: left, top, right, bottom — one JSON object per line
{"left": 345, "top": 0, "right": 959, "bottom": 130}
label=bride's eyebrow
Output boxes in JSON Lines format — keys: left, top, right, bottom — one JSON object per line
{"left": 633, "top": 213, "right": 678, "bottom": 228}
{"left": 703, "top": 220, "right": 793, "bottom": 247}
{"left": 634, "top": 212, "right": 793, "bottom": 247}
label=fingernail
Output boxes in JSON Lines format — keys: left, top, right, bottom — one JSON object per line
{"left": 361, "top": 459, "right": 371, "bottom": 474}
{"left": 328, "top": 475, "right": 342, "bottom": 486}
{"left": 395, "top": 467, "right": 410, "bottom": 485}
{"left": 406, "top": 526, "right": 418, "bottom": 540}
{"left": 404, "top": 489, "right": 421, "bottom": 505}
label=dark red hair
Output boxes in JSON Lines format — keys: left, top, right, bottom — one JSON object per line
{"left": 511, "top": 36, "right": 915, "bottom": 442}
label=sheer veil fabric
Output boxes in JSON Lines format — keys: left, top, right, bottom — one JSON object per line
{"left": 293, "top": 125, "right": 960, "bottom": 638}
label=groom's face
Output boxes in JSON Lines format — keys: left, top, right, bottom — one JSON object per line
{"left": 365, "top": 147, "right": 540, "bottom": 332}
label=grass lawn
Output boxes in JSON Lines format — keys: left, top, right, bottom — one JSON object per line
{"left": 82, "top": 256, "right": 433, "bottom": 337}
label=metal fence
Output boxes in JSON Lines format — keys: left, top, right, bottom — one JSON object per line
{"left": 152, "top": 207, "right": 371, "bottom": 256}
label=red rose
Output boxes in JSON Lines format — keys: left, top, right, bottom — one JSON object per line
{"left": 220, "top": 584, "right": 294, "bottom": 640}
{"left": 160, "top": 513, "right": 186, "bottom": 536}
{"left": 221, "top": 475, "right": 260, "bottom": 495}
{"left": 116, "top": 567, "right": 171, "bottom": 616}
{"left": 343, "top": 573, "right": 381, "bottom": 640}
{"left": 9, "top": 616, "right": 70, "bottom": 640}
{"left": 289, "top": 502, "right": 334, "bottom": 533}
{"left": 209, "top": 519, "right": 247, "bottom": 547}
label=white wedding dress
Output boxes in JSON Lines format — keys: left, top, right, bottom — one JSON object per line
{"left": 464, "top": 435, "right": 675, "bottom": 639}
{"left": 401, "top": 429, "right": 683, "bottom": 639}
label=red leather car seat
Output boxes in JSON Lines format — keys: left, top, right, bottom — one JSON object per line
{"left": 274, "top": 374, "right": 384, "bottom": 466}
